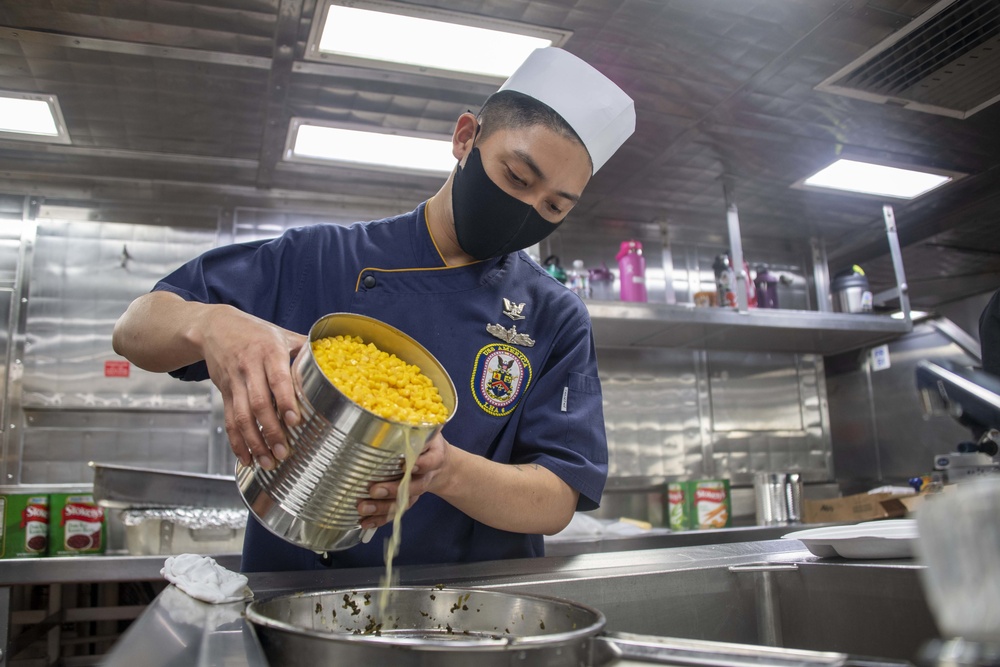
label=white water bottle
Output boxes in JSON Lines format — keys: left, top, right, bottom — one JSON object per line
{"left": 568, "top": 259, "right": 590, "bottom": 298}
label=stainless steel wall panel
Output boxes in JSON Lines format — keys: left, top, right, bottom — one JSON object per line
{"left": 22, "top": 218, "right": 216, "bottom": 409}
{"left": 0, "top": 287, "right": 12, "bottom": 434}
{"left": 20, "top": 410, "right": 212, "bottom": 484}
{"left": 0, "top": 238, "right": 19, "bottom": 284}
{"left": 708, "top": 352, "right": 805, "bottom": 432}
{"left": 596, "top": 345, "right": 830, "bottom": 486}
{"left": 598, "top": 347, "right": 702, "bottom": 482}
{"left": 3, "top": 218, "right": 34, "bottom": 485}
{"left": 706, "top": 351, "right": 830, "bottom": 483}
{"left": 826, "top": 322, "right": 976, "bottom": 491}
{"left": 4, "top": 215, "right": 220, "bottom": 485}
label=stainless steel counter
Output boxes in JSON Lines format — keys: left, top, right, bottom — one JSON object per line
{"left": 0, "top": 553, "right": 241, "bottom": 586}
{"left": 544, "top": 524, "right": 801, "bottom": 556}
{"left": 100, "top": 540, "right": 938, "bottom": 667}
{"left": 0, "top": 553, "right": 243, "bottom": 667}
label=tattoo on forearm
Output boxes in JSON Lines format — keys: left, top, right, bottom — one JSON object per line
{"left": 512, "top": 464, "right": 541, "bottom": 472}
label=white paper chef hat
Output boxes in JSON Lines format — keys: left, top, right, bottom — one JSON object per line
{"left": 497, "top": 47, "right": 635, "bottom": 173}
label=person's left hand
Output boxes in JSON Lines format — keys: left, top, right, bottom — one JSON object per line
{"left": 357, "top": 432, "right": 449, "bottom": 530}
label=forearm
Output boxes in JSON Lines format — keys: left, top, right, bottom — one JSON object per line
{"left": 430, "top": 444, "right": 578, "bottom": 535}
{"left": 112, "top": 291, "right": 216, "bottom": 373}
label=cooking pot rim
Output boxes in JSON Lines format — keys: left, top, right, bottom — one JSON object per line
{"left": 245, "top": 585, "right": 607, "bottom": 650}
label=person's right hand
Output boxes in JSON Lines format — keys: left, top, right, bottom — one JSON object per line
{"left": 197, "top": 305, "right": 307, "bottom": 470}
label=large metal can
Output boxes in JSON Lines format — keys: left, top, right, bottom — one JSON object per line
{"left": 235, "top": 313, "right": 457, "bottom": 553}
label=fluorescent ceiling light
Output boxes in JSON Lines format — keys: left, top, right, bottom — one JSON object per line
{"left": 891, "top": 310, "right": 930, "bottom": 320}
{"left": 288, "top": 122, "right": 455, "bottom": 173}
{"left": 309, "top": 1, "right": 567, "bottom": 79}
{"left": 802, "top": 159, "right": 952, "bottom": 199}
{"left": 0, "top": 91, "right": 71, "bottom": 144}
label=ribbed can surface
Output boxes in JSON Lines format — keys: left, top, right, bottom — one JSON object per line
{"left": 236, "top": 313, "right": 457, "bottom": 552}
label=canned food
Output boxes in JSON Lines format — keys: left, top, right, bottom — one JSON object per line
{"left": 49, "top": 493, "right": 106, "bottom": 556}
{"left": 666, "top": 480, "right": 732, "bottom": 531}
{"left": 236, "top": 313, "right": 457, "bottom": 553}
{"left": 0, "top": 493, "right": 49, "bottom": 558}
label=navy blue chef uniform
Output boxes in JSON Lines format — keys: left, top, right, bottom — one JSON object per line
{"left": 153, "top": 202, "right": 609, "bottom": 572}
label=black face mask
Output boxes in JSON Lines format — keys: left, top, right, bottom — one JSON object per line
{"left": 452, "top": 147, "right": 562, "bottom": 261}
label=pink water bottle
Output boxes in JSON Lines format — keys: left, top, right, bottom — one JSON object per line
{"left": 616, "top": 240, "right": 648, "bottom": 302}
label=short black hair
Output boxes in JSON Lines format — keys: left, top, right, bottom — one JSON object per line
{"left": 477, "top": 90, "right": 592, "bottom": 170}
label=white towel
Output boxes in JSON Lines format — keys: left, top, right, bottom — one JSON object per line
{"left": 161, "top": 554, "right": 253, "bottom": 604}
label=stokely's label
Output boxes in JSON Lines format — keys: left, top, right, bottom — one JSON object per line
{"left": 693, "top": 481, "right": 731, "bottom": 529}
{"left": 470, "top": 343, "right": 532, "bottom": 417}
{"left": 21, "top": 502, "right": 49, "bottom": 553}
{"left": 695, "top": 487, "right": 726, "bottom": 504}
{"left": 60, "top": 497, "right": 104, "bottom": 552}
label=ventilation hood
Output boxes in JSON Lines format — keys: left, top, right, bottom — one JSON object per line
{"left": 816, "top": 0, "right": 1000, "bottom": 119}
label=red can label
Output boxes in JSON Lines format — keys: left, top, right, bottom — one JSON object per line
{"left": 61, "top": 498, "right": 104, "bottom": 552}
{"left": 21, "top": 502, "right": 49, "bottom": 553}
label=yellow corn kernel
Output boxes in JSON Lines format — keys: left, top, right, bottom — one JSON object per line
{"left": 311, "top": 335, "right": 448, "bottom": 425}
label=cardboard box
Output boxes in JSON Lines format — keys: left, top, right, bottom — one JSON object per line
{"left": 802, "top": 492, "right": 908, "bottom": 523}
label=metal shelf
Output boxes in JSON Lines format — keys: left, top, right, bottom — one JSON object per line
{"left": 587, "top": 301, "right": 912, "bottom": 355}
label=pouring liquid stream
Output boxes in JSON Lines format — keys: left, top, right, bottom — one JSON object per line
{"left": 377, "top": 429, "right": 421, "bottom": 621}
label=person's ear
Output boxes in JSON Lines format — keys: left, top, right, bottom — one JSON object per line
{"left": 451, "top": 112, "right": 478, "bottom": 162}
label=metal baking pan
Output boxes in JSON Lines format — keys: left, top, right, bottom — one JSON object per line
{"left": 89, "top": 462, "right": 244, "bottom": 510}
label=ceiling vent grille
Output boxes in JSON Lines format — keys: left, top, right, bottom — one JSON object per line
{"left": 816, "top": 0, "right": 1000, "bottom": 119}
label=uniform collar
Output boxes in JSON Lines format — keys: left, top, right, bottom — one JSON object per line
{"left": 410, "top": 200, "right": 505, "bottom": 274}
{"left": 354, "top": 202, "right": 507, "bottom": 293}
{"left": 412, "top": 201, "right": 450, "bottom": 268}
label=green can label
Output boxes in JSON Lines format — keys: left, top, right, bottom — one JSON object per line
{"left": 1, "top": 494, "right": 50, "bottom": 559}
{"left": 666, "top": 480, "right": 732, "bottom": 531}
{"left": 667, "top": 482, "right": 692, "bottom": 531}
{"left": 50, "top": 494, "right": 105, "bottom": 556}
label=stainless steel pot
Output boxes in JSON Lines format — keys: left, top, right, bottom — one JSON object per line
{"left": 235, "top": 313, "right": 457, "bottom": 553}
{"left": 245, "top": 587, "right": 607, "bottom": 667}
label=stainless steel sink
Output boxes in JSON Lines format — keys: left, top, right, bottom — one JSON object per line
{"left": 488, "top": 556, "right": 938, "bottom": 662}
{"left": 104, "top": 539, "right": 943, "bottom": 667}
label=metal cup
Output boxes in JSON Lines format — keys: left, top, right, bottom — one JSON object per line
{"left": 235, "top": 313, "right": 457, "bottom": 553}
{"left": 754, "top": 472, "right": 803, "bottom": 526}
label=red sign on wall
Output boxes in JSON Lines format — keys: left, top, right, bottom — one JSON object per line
{"left": 104, "top": 360, "right": 130, "bottom": 378}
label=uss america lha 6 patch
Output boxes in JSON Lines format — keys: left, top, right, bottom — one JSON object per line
{"left": 470, "top": 343, "right": 532, "bottom": 417}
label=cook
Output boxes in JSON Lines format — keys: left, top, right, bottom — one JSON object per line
{"left": 112, "top": 47, "right": 636, "bottom": 572}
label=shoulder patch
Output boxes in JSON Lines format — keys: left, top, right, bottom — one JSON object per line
{"left": 470, "top": 343, "right": 532, "bottom": 417}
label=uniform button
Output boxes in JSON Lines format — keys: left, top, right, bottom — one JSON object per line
{"left": 362, "top": 275, "right": 376, "bottom": 289}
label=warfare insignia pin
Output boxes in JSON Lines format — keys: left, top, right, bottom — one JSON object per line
{"left": 486, "top": 323, "right": 535, "bottom": 348}
{"left": 502, "top": 298, "right": 526, "bottom": 321}
{"left": 471, "top": 343, "right": 532, "bottom": 417}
